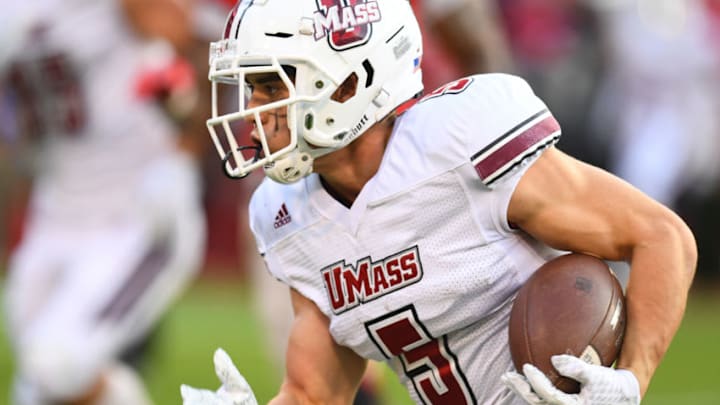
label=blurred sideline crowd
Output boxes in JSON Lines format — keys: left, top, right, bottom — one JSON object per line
{"left": 0, "top": 0, "right": 718, "bottom": 403}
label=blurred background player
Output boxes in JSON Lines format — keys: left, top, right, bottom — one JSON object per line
{"left": 585, "top": 0, "right": 720, "bottom": 208}
{"left": 0, "top": 0, "right": 219, "bottom": 403}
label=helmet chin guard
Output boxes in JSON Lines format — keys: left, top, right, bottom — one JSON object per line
{"left": 263, "top": 148, "right": 313, "bottom": 184}
{"left": 207, "top": 0, "right": 423, "bottom": 183}
{"left": 263, "top": 131, "right": 344, "bottom": 184}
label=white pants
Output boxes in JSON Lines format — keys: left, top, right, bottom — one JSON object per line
{"left": 3, "top": 152, "right": 206, "bottom": 401}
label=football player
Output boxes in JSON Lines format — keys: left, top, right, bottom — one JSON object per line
{"left": 0, "top": 0, "right": 222, "bottom": 404}
{"left": 182, "top": 0, "right": 696, "bottom": 404}
{"left": 241, "top": 1, "right": 514, "bottom": 403}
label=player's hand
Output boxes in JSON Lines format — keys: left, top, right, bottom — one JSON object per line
{"left": 134, "top": 49, "right": 198, "bottom": 122}
{"left": 501, "top": 354, "right": 640, "bottom": 405}
{"left": 180, "top": 348, "right": 258, "bottom": 405}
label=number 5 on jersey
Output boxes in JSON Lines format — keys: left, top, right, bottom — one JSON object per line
{"left": 365, "top": 305, "right": 476, "bottom": 404}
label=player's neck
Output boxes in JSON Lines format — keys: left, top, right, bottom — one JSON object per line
{"left": 314, "top": 119, "right": 394, "bottom": 207}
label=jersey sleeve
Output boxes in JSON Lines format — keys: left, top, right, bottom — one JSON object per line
{"left": 443, "top": 74, "right": 561, "bottom": 188}
{"left": 468, "top": 75, "right": 561, "bottom": 186}
{"left": 407, "top": 74, "right": 562, "bottom": 239}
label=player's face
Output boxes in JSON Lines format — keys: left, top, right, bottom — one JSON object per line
{"left": 245, "top": 72, "right": 292, "bottom": 154}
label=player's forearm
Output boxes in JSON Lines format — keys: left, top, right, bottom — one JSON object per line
{"left": 616, "top": 211, "right": 696, "bottom": 396}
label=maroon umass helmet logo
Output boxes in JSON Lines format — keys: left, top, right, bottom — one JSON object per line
{"left": 314, "top": 0, "right": 382, "bottom": 51}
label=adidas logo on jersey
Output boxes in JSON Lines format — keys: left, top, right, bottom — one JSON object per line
{"left": 274, "top": 203, "right": 292, "bottom": 229}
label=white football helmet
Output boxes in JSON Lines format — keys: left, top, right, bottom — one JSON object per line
{"left": 207, "top": 0, "right": 423, "bottom": 183}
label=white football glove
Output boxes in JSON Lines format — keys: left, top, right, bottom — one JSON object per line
{"left": 180, "top": 348, "right": 258, "bottom": 405}
{"left": 501, "top": 354, "right": 641, "bottom": 405}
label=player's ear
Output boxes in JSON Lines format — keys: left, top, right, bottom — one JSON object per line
{"left": 331, "top": 73, "right": 358, "bottom": 103}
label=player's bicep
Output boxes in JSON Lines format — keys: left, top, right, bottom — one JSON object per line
{"left": 507, "top": 147, "right": 669, "bottom": 261}
{"left": 277, "top": 289, "right": 366, "bottom": 405}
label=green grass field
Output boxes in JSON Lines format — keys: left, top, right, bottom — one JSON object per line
{"left": 1, "top": 278, "right": 719, "bottom": 404}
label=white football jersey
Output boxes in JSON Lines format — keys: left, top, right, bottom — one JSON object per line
{"left": 249, "top": 74, "right": 563, "bottom": 404}
{"left": 2, "top": 0, "right": 177, "bottom": 224}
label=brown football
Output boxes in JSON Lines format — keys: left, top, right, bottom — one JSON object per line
{"left": 508, "top": 253, "right": 626, "bottom": 393}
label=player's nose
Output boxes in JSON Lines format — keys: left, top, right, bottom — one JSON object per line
{"left": 249, "top": 126, "right": 261, "bottom": 145}
{"left": 242, "top": 102, "right": 264, "bottom": 128}
{"left": 244, "top": 95, "right": 271, "bottom": 122}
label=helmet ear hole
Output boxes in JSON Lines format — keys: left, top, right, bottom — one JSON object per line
{"left": 330, "top": 73, "right": 358, "bottom": 103}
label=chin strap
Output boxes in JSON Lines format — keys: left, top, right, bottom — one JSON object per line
{"left": 221, "top": 146, "right": 261, "bottom": 180}
{"left": 221, "top": 132, "right": 339, "bottom": 184}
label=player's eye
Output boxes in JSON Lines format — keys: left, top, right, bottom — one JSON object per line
{"left": 264, "top": 84, "right": 280, "bottom": 96}
{"left": 244, "top": 74, "right": 287, "bottom": 103}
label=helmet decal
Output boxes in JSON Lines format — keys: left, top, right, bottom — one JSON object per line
{"left": 314, "top": 0, "right": 382, "bottom": 50}
{"left": 223, "top": 0, "right": 254, "bottom": 40}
